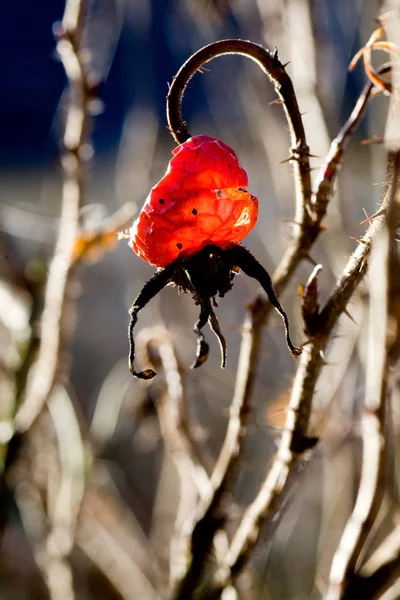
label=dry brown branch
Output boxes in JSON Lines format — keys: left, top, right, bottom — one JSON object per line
{"left": 12, "top": 387, "right": 85, "bottom": 600}
{"left": 13, "top": 0, "right": 93, "bottom": 433}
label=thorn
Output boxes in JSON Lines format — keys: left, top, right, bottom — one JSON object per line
{"left": 196, "top": 66, "right": 210, "bottom": 74}
{"left": 349, "top": 236, "right": 365, "bottom": 245}
{"left": 282, "top": 61, "right": 291, "bottom": 68}
{"left": 269, "top": 98, "right": 284, "bottom": 105}
{"left": 343, "top": 308, "right": 357, "bottom": 324}
{"left": 305, "top": 204, "right": 315, "bottom": 220}
{"left": 360, "top": 208, "right": 386, "bottom": 225}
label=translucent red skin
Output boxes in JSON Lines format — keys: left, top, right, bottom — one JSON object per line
{"left": 129, "top": 135, "right": 259, "bottom": 267}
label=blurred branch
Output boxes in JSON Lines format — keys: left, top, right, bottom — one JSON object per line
{"left": 72, "top": 201, "right": 136, "bottom": 264}
{"left": 342, "top": 523, "right": 400, "bottom": 599}
{"left": 328, "top": 11, "right": 400, "bottom": 599}
{"left": 13, "top": 0, "right": 93, "bottom": 433}
{"left": 136, "top": 329, "right": 239, "bottom": 594}
{"left": 43, "top": 387, "right": 86, "bottom": 600}
{"left": 326, "top": 151, "right": 399, "bottom": 600}
{"left": 137, "top": 328, "right": 210, "bottom": 498}
{"left": 168, "top": 299, "right": 264, "bottom": 599}
{"left": 77, "top": 507, "right": 162, "bottom": 600}
{"left": 13, "top": 387, "right": 86, "bottom": 600}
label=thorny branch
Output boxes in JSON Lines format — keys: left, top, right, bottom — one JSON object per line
{"left": 204, "top": 150, "right": 399, "bottom": 600}
{"left": 166, "top": 39, "right": 390, "bottom": 600}
{"left": 13, "top": 0, "right": 93, "bottom": 433}
{"left": 207, "top": 35, "right": 400, "bottom": 592}
{"left": 167, "top": 39, "right": 312, "bottom": 598}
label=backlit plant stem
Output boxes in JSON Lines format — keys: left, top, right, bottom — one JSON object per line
{"left": 14, "top": 0, "right": 92, "bottom": 433}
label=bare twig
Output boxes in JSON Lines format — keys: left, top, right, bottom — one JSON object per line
{"left": 13, "top": 0, "right": 93, "bottom": 433}
{"left": 167, "top": 40, "right": 312, "bottom": 599}
{"left": 311, "top": 67, "right": 391, "bottom": 220}
{"left": 12, "top": 387, "right": 86, "bottom": 600}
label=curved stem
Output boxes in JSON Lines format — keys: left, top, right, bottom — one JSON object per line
{"left": 166, "top": 39, "right": 312, "bottom": 228}
{"left": 227, "top": 245, "right": 302, "bottom": 358}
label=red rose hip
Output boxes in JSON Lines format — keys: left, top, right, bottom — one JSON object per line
{"left": 126, "top": 135, "right": 301, "bottom": 380}
{"left": 129, "top": 135, "right": 258, "bottom": 267}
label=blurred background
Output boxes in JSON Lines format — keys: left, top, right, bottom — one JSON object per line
{"left": 0, "top": 0, "right": 395, "bottom": 598}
